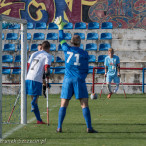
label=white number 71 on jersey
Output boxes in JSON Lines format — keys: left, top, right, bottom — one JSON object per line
{"left": 67, "top": 52, "right": 80, "bottom": 66}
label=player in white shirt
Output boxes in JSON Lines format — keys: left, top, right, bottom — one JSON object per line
{"left": 26, "top": 41, "right": 52, "bottom": 124}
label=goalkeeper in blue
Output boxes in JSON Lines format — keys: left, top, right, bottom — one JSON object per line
{"left": 104, "top": 48, "right": 121, "bottom": 99}
{"left": 54, "top": 16, "right": 97, "bottom": 133}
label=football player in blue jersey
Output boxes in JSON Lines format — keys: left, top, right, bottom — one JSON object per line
{"left": 54, "top": 16, "right": 97, "bottom": 133}
{"left": 104, "top": 48, "right": 121, "bottom": 99}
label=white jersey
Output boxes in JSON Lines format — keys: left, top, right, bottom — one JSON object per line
{"left": 26, "top": 50, "right": 52, "bottom": 83}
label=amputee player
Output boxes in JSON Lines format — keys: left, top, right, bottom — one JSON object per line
{"left": 104, "top": 48, "right": 121, "bottom": 99}
{"left": 54, "top": 16, "right": 97, "bottom": 133}
{"left": 26, "top": 41, "right": 52, "bottom": 124}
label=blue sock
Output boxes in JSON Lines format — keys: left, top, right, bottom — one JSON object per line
{"left": 82, "top": 107, "right": 92, "bottom": 129}
{"left": 31, "top": 96, "right": 38, "bottom": 112}
{"left": 33, "top": 103, "right": 42, "bottom": 122}
{"left": 58, "top": 107, "right": 66, "bottom": 129}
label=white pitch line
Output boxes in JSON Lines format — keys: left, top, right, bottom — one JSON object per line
{"left": 2, "top": 103, "right": 59, "bottom": 140}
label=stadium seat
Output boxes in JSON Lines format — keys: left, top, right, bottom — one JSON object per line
{"left": 3, "top": 44, "right": 15, "bottom": 51}
{"left": 8, "top": 24, "right": 20, "bottom": 29}
{"left": 50, "top": 68, "right": 53, "bottom": 74}
{"left": 64, "top": 23, "right": 73, "bottom": 29}
{"left": 2, "top": 55, "right": 13, "bottom": 63}
{"left": 56, "top": 56, "right": 65, "bottom": 63}
{"left": 88, "top": 22, "right": 99, "bottom": 29}
{"left": 2, "top": 33, "right": 4, "bottom": 40}
{"left": 80, "top": 44, "right": 84, "bottom": 50}
{"left": 19, "top": 33, "right": 31, "bottom": 40}
{"left": 50, "top": 44, "right": 56, "bottom": 51}
{"left": 6, "top": 33, "right": 18, "bottom": 40}
{"left": 33, "top": 33, "right": 45, "bottom": 40}
{"left": 99, "top": 43, "right": 111, "bottom": 51}
{"left": 58, "top": 44, "right": 62, "bottom": 51}
{"left": 30, "top": 44, "right": 38, "bottom": 51}
{"left": 100, "top": 33, "right": 112, "bottom": 40}
{"left": 87, "top": 33, "right": 98, "bottom": 40}
{"left": 12, "top": 67, "right": 21, "bottom": 74}
{"left": 27, "top": 22, "right": 34, "bottom": 29}
{"left": 85, "top": 43, "right": 97, "bottom": 51}
{"left": 48, "top": 23, "right": 58, "bottom": 29}
{"left": 54, "top": 66, "right": 65, "bottom": 74}
{"left": 14, "top": 55, "right": 21, "bottom": 63}
{"left": 97, "top": 66, "right": 105, "bottom": 74}
{"left": 101, "top": 22, "right": 113, "bottom": 29}
{"left": 98, "top": 55, "right": 108, "bottom": 62}
{"left": 51, "top": 55, "right": 54, "bottom": 62}
{"left": 88, "top": 66, "right": 93, "bottom": 74}
{"left": 46, "top": 33, "right": 58, "bottom": 40}
{"left": 2, "top": 66, "right": 11, "bottom": 74}
{"left": 64, "top": 33, "right": 72, "bottom": 40}
{"left": 88, "top": 55, "right": 96, "bottom": 62}
{"left": 17, "top": 44, "right": 29, "bottom": 51}
{"left": 35, "top": 22, "right": 47, "bottom": 29}
{"left": 74, "top": 33, "right": 85, "bottom": 40}
{"left": 75, "top": 22, "right": 86, "bottom": 29}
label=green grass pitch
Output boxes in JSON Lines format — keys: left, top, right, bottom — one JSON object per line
{"left": 1, "top": 94, "right": 146, "bottom": 146}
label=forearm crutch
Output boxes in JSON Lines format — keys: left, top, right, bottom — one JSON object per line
{"left": 45, "top": 77, "right": 49, "bottom": 125}
{"left": 121, "top": 79, "right": 127, "bottom": 98}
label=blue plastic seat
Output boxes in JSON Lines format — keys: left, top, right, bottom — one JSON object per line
{"left": 85, "top": 43, "right": 97, "bottom": 51}
{"left": 14, "top": 55, "right": 21, "bottom": 62}
{"left": 80, "top": 44, "right": 84, "bottom": 49}
{"left": 64, "top": 33, "right": 72, "bottom": 40}
{"left": 88, "top": 55, "right": 96, "bottom": 62}
{"left": 98, "top": 55, "right": 108, "bottom": 63}
{"left": 2, "top": 66, "right": 11, "bottom": 74}
{"left": 33, "top": 33, "right": 45, "bottom": 40}
{"left": 46, "top": 33, "right": 58, "bottom": 40}
{"left": 50, "top": 44, "right": 56, "bottom": 51}
{"left": 97, "top": 66, "right": 105, "bottom": 74}
{"left": 12, "top": 67, "right": 21, "bottom": 74}
{"left": 17, "top": 44, "right": 29, "bottom": 51}
{"left": 88, "top": 66, "right": 93, "bottom": 74}
{"left": 100, "top": 33, "right": 112, "bottom": 40}
{"left": 51, "top": 56, "right": 54, "bottom": 62}
{"left": 50, "top": 68, "right": 53, "bottom": 74}
{"left": 27, "top": 22, "right": 34, "bottom": 29}
{"left": 75, "top": 22, "right": 86, "bottom": 29}
{"left": 88, "top": 22, "right": 99, "bottom": 29}
{"left": 3, "top": 44, "right": 15, "bottom": 51}
{"left": 2, "top": 55, "right": 13, "bottom": 63}
{"left": 8, "top": 24, "right": 20, "bottom": 29}
{"left": 58, "top": 44, "right": 62, "bottom": 51}
{"left": 99, "top": 43, "right": 111, "bottom": 51}
{"left": 64, "top": 23, "right": 73, "bottom": 29}
{"left": 35, "top": 22, "right": 47, "bottom": 29}
{"left": 101, "top": 22, "right": 113, "bottom": 29}
{"left": 74, "top": 33, "right": 85, "bottom": 40}
{"left": 2, "top": 33, "right": 4, "bottom": 40}
{"left": 19, "top": 33, "right": 31, "bottom": 40}
{"left": 30, "top": 44, "right": 38, "bottom": 51}
{"left": 54, "top": 66, "right": 65, "bottom": 74}
{"left": 87, "top": 33, "right": 98, "bottom": 40}
{"left": 6, "top": 33, "right": 18, "bottom": 40}
{"left": 56, "top": 56, "right": 65, "bottom": 63}
{"left": 48, "top": 23, "right": 58, "bottom": 29}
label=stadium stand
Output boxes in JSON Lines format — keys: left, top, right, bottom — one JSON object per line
{"left": 64, "top": 23, "right": 73, "bottom": 29}
{"left": 6, "top": 33, "right": 18, "bottom": 40}
{"left": 19, "top": 33, "right": 31, "bottom": 40}
{"left": 48, "top": 23, "right": 58, "bottom": 29}
{"left": 54, "top": 66, "right": 65, "bottom": 74}
{"left": 2, "top": 33, "right": 4, "bottom": 40}
{"left": 85, "top": 43, "right": 97, "bottom": 51}
{"left": 3, "top": 44, "right": 15, "bottom": 51}
{"left": 97, "top": 66, "right": 105, "bottom": 74}
{"left": 88, "top": 22, "right": 99, "bottom": 29}
{"left": 12, "top": 67, "right": 21, "bottom": 74}
{"left": 33, "top": 33, "right": 45, "bottom": 40}
{"left": 17, "top": 44, "right": 29, "bottom": 51}
{"left": 14, "top": 55, "right": 21, "bottom": 63}
{"left": 88, "top": 55, "right": 96, "bottom": 62}
{"left": 27, "top": 22, "right": 34, "bottom": 29}
{"left": 30, "top": 44, "right": 38, "bottom": 51}
{"left": 64, "top": 33, "right": 72, "bottom": 40}
{"left": 74, "top": 33, "right": 85, "bottom": 40}
{"left": 88, "top": 66, "right": 93, "bottom": 73}
{"left": 50, "top": 44, "right": 56, "bottom": 51}
{"left": 100, "top": 33, "right": 112, "bottom": 40}
{"left": 99, "top": 43, "right": 111, "bottom": 51}
{"left": 87, "top": 33, "right": 98, "bottom": 40}
{"left": 51, "top": 56, "right": 54, "bottom": 62}
{"left": 8, "top": 24, "right": 20, "bottom": 29}
{"left": 75, "top": 22, "right": 86, "bottom": 29}
{"left": 46, "top": 33, "right": 58, "bottom": 40}
{"left": 98, "top": 55, "right": 108, "bottom": 62}
{"left": 2, "top": 66, "right": 11, "bottom": 74}
{"left": 35, "top": 22, "right": 47, "bottom": 29}
{"left": 101, "top": 22, "right": 113, "bottom": 29}
{"left": 2, "top": 55, "right": 13, "bottom": 63}
{"left": 56, "top": 56, "right": 65, "bottom": 63}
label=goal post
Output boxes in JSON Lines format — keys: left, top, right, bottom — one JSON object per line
{"left": 0, "top": 15, "right": 27, "bottom": 139}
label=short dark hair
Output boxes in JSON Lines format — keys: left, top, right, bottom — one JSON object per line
{"left": 38, "top": 44, "right": 42, "bottom": 46}
{"left": 71, "top": 35, "right": 81, "bottom": 46}
{"left": 42, "top": 41, "right": 50, "bottom": 50}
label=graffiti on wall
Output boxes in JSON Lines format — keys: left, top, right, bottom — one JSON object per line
{"left": 0, "top": 0, "right": 145, "bottom": 28}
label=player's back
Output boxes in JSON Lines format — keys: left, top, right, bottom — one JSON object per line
{"left": 64, "top": 46, "right": 88, "bottom": 79}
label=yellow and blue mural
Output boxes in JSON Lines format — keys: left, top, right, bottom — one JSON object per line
{"left": 0, "top": 0, "right": 145, "bottom": 28}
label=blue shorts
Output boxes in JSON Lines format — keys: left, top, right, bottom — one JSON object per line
{"left": 106, "top": 74, "right": 120, "bottom": 84}
{"left": 26, "top": 80, "right": 42, "bottom": 96}
{"left": 60, "top": 77, "right": 88, "bottom": 100}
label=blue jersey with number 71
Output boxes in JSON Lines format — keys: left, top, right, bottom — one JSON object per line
{"left": 59, "top": 31, "right": 88, "bottom": 79}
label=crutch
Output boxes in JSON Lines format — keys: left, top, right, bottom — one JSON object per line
{"left": 121, "top": 79, "right": 127, "bottom": 98}
{"left": 100, "top": 77, "right": 106, "bottom": 98}
{"left": 8, "top": 88, "right": 21, "bottom": 122}
{"left": 45, "top": 77, "right": 49, "bottom": 125}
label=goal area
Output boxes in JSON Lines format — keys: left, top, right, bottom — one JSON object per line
{"left": 0, "top": 15, "right": 27, "bottom": 139}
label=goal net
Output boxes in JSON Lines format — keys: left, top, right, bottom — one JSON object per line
{"left": 0, "top": 15, "right": 27, "bottom": 139}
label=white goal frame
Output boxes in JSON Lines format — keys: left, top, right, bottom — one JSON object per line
{"left": 0, "top": 15, "right": 27, "bottom": 139}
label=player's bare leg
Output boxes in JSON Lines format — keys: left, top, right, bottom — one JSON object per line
{"left": 57, "top": 99, "right": 70, "bottom": 132}
{"left": 80, "top": 98, "right": 97, "bottom": 133}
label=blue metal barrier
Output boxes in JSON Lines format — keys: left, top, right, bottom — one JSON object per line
{"left": 142, "top": 68, "right": 146, "bottom": 93}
